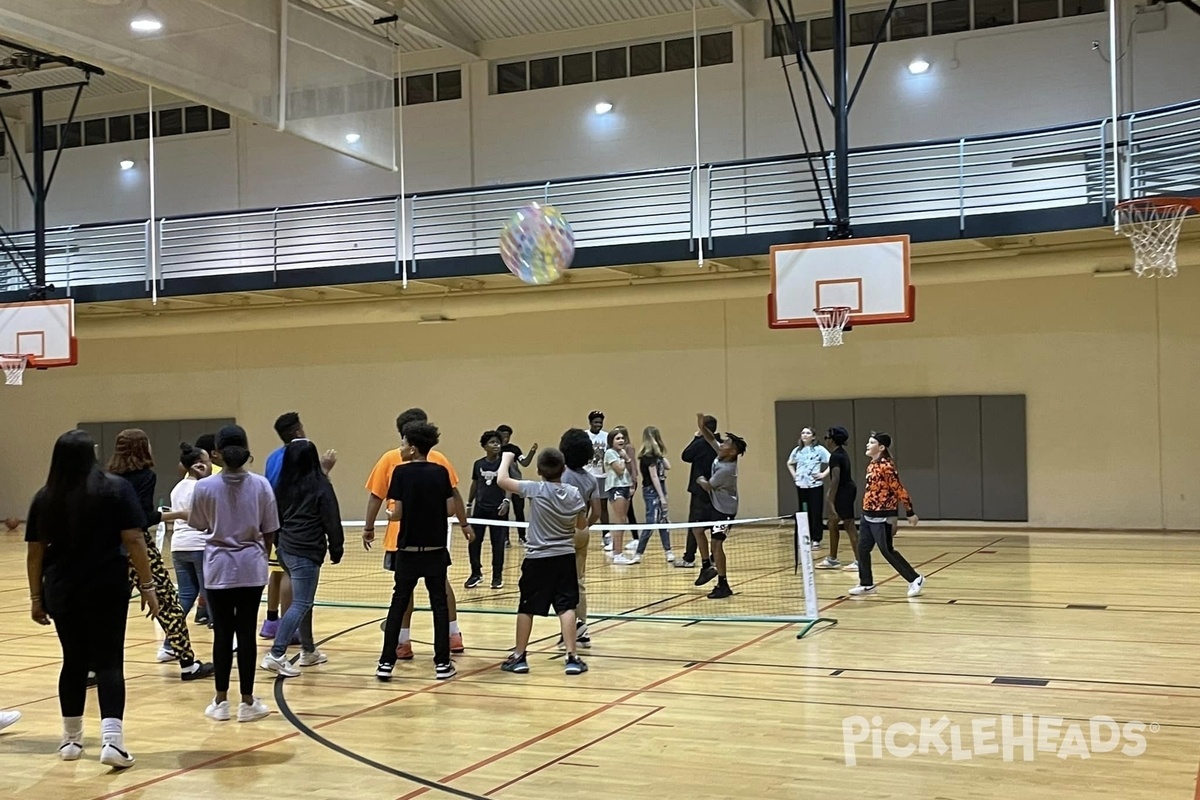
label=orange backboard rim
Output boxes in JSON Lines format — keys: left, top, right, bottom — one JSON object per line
{"left": 0, "top": 299, "right": 78, "bottom": 368}
{"left": 767, "top": 234, "right": 915, "bottom": 329}
{"left": 1115, "top": 196, "right": 1200, "bottom": 213}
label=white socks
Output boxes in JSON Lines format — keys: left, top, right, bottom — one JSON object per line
{"left": 101, "top": 717, "right": 122, "bottom": 738}
{"left": 60, "top": 716, "right": 84, "bottom": 760}
{"left": 398, "top": 628, "right": 411, "bottom": 644}
{"left": 449, "top": 620, "right": 461, "bottom": 635}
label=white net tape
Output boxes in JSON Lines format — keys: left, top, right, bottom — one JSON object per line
{"left": 814, "top": 307, "right": 851, "bottom": 347}
{"left": 1116, "top": 200, "right": 1195, "bottom": 278}
{"left": 2, "top": 355, "right": 27, "bottom": 386}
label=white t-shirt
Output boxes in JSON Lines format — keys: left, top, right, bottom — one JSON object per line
{"left": 586, "top": 429, "right": 608, "bottom": 479}
{"left": 169, "top": 478, "right": 206, "bottom": 551}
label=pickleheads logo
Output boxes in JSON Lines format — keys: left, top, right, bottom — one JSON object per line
{"left": 842, "top": 715, "right": 1154, "bottom": 765}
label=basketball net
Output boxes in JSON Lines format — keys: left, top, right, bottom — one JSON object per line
{"left": 814, "top": 306, "right": 851, "bottom": 347}
{"left": 2, "top": 354, "right": 27, "bottom": 386}
{"left": 1116, "top": 199, "right": 1197, "bottom": 278}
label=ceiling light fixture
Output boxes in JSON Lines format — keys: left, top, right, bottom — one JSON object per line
{"left": 130, "top": 2, "right": 163, "bottom": 33}
{"left": 345, "top": 132, "right": 361, "bottom": 143}
{"left": 594, "top": 101, "right": 613, "bottom": 115}
{"left": 908, "top": 59, "right": 931, "bottom": 75}
{"left": 119, "top": 159, "right": 135, "bottom": 170}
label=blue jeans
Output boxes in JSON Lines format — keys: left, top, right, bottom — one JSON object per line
{"left": 637, "top": 488, "right": 673, "bottom": 555}
{"left": 271, "top": 549, "right": 320, "bottom": 657}
{"left": 172, "top": 549, "right": 206, "bottom": 616}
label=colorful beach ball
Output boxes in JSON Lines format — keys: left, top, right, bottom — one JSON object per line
{"left": 498, "top": 202, "right": 575, "bottom": 285}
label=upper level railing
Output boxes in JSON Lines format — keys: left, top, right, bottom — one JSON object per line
{"left": 1, "top": 99, "right": 1198, "bottom": 296}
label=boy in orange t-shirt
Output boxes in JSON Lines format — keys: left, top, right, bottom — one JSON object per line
{"left": 363, "top": 408, "right": 473, "bottom": 658}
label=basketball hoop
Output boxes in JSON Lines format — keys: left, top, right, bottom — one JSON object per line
{"left": 1115, "top": 197, "right": 1200, "bottom": 278}
{"left": 2, "top": 354, "right": 28, "bottom": 386}
{"left": 814, "top": 306, "right": 851, "bottom": 347}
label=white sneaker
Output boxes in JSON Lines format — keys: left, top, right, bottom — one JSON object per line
{"left": 665, "top": 551, "right": 675, "bottom": 563}
{"left": 0, "top": 710, "right": 20, "bottom": 732}
{"left": 848, "top": 585, "right": 877, "bottom": 596}
{"left": 815, "top": 557, "right": 841, "bottom": 569}
{"left": 237, "top": 698, "right": 269, "bottom": 723}
{"left": 298, "top": 649, "right": 328, "bottom": 667}
{"left": 99, "top": 734, "right": 135, "bottom": 769}
{"left": 612, "top": 553, "right": 640, "bottom": 565}
{"left": 907, "top": 575, "right": 926, "bottom": 597}
{"left": 59, "top": 733, "right": 84, "bottom": 761}
{"left": 205, "top": 698, "right": 231, "bottom": 721}
{"left": 260, "top": 652, "right": 300, "bottom": 678}
{"left": 624, "top": 539, "right": 639, "bottom": 552}
{"left": 155, "top": 646, "right": 178, "bottom": 663}
{"left": 842, "top": 561, "right": 859, "bottom": 572}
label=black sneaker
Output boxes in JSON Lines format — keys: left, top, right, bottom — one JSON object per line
{"left": 435, "top": 662, "right": 457, "bottom": 680}
{"left": 375, "top": 662, "right": 394, "bottom": 681}
{"left": 707, "top": 583, "right": 733, "bottom": 599}
{"left": 695, "top": 565, "right": 718, "bottom": 586}
{"left": 501, "top": 653, "right": 529, "bottom": 674}
{"left": 491, "top": 577, "right": 504, "bottom": 589}
{"left": 564, "top": 656, "right": 588, "bottom": 675}
{"left": 181, "top": 661, "right": 215, "bottom": 681}
{"left": 464, "top": 574, "right": 482, "bottom": 589}
{"left": 194, "top": 611, "right": 209, "bottom": 626}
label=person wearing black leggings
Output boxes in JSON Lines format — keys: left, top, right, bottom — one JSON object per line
{"left": 26, "top": 430, "right": 160, "bottom": 769}
{"left": 188, "top": 425, "right": 281, "bottom": 723}
{"left": 786, "top": 427, "right": 830, "bottom": 548}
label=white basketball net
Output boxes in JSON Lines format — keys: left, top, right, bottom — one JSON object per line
{"left": 1116, "top": 200, "right": 1195, "bottom": 278}
{"left": 2, "top": 354, "right": 27, "bottom": 386}
{"left": 814, "top": 306, "right": 851, "bottom": 347}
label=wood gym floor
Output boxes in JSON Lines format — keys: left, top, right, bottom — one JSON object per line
{"left": 1, "top": 528, "right": 1197, "bottom": 799}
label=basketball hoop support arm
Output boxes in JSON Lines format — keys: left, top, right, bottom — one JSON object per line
{"left": 831, "top": 0, "right": 852, "bottom": 239}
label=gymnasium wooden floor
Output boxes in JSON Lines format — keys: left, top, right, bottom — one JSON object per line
{"left": 1, "top": 527, "right": 1197, "bottom": 799}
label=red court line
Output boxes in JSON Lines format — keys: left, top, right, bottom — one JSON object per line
{"left": 484, "top": 707, "right": 663, "bottom": 795}
{"left": 0, "top": 660, "right": 62, "bottom": 677}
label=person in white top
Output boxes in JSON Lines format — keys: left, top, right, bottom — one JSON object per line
{"left": 585, "top": 411, "right": 612, "bottom": 548}
{"left": 170, "top": 443, "right": 211, "bottom": 633}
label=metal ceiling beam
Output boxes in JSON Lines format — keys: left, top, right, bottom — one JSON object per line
{"left": 715, "top": 0, "right": 758, "bottom": 20}
{"left": 341, "top": 0, "right": 479, "bottom": 57}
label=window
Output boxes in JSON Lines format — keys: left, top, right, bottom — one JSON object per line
{"left": 850, "top": 10, "right": 887, "bottom": 45}
{"left": 595, "top": 47, "right": 627, "bottom": 80}
{"left": 931, "top": 0, "right": 970, "bottom": 33}
{"left": 211, "top": 109, "right": 231, "bottom": 130}
{"left": 1063, "top": 0, "right": 1103, "bottom": 14}
{"left": 60, "top": 122, "right": 81, "bottom": 148}
{"left": 562, "top": 52, "right": 593, "bottom": 84}
{"left": 770, "top": 21, "right": 807, "bottom": 57}
{"left": 405, "top": 73, "right": 435, "bottom": 104}
{"left": 974, "top": 0, "right": 1014, "bottom": 27}
{"left": 497, "top": 61, "right": 527, "bottom": 93}
{"left": 436, "top": 70, "right": 462, "bottom": 101}
{"left": 630, "top": 41, "right": 662, "bottom": 75}
{"left": 84, "top": 118, "right": 107, "bottom": 146}
{"left": 810, "top": 17, "right": 835, "bottom": 51}
{"left": 133, "top": 112, "right": 150, "bottom": 140}
{"left": 1018, "top": 0, "right": 1058, "bottom": 20}
{"left": 109, "top": 115, "right": 132, "bottom": 142}
{"left": 700, "top": 32, "right": 734, "bottom": 65}
{"left": 529, "top": 56, "right": 560, "bottom": 89}
{"left": 890, "top": 5, "right": 928, "bottom": 39}
{"left": 40, "top": 125, "right": 58, "bottom": 150}
{"left": 664, "top": 37, "right": 693, "bottom": 70}
{"left": 183, "top": 105, "right": 208, "bottom": 133}
{"left": 158, "top": 108, "right": 183, "bottom": 136}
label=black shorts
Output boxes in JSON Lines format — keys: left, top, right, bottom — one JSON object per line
{"left": 688, "top": 491, "right": 715, "bottom": 523}
{"left": 517, "top": 553, "right": 579, "bottom": 617}
{"left": 833, "top": 487, "right": 857, "bottom": 521}
{"left": 702, "top": 506, "right": 735, "bottom": 540}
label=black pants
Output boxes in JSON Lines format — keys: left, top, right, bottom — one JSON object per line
{"left": 208, "top": 586, "right": 264, "bottom": 697}
{"left": 684, "top": 491, "right": 714, "bottom": 561}
{"left": 52, "top": 578, "right": 128, "bottom": 719}
{"left": 382, "top": 550, "right": 451, "bottom": 665}
{"left": 468, "top": 506, "right": 507, "bottom": 581}
{"left": 511, "top": 495, "right": 527, "bottom": 541}
{"left": 857, "top": 518, "right": 919, "bottom": 586}
{"left": 797, "top": 485, "right": 825, "bottom": 543}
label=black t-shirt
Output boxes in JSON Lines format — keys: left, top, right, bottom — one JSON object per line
{"left": 472, "top": 456, "right": 507, "bottom": 511}
{"left": 501, "top": 443, "right": 523, "bottom": 478}
{"left": 26, "top": 472, "right": 146, "bottom": 582}
{"left": 828, "top": 447, "right": 856, "bottom": 492}
{"left": 387, "top": 461, "right": 454, "bottom": 548}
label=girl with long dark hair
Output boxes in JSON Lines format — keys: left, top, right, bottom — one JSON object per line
{"left": 26, "top": 430, "right": 159, "bottom": 768}
{"left": 260, "top": 440, "right": 344, "bottom": 677}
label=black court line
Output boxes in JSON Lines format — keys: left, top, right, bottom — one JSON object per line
{"left": 829, "top": 669, "right": 844, "bottom": 677}
{"left": 274, "top": 616, "right": 490, "bottom": 800}
{"left": 992, "top": 677, "right": 1050, "bottom": 687}
{"left": 1065, "top": 604, "right": 1108, "bottom": 610}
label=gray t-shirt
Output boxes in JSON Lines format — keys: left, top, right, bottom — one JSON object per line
{"left": 561, "top": 468, "right": 598, "bottom": 508}
{"left": 708, "top": 458, "right": 739, "bottom": 516}
{"left": 517, "top": 479, "right": 585, "bottom": 559}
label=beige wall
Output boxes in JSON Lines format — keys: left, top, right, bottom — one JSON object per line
{"left": 2, "top": 266, "right": 1197, "bottom": 530}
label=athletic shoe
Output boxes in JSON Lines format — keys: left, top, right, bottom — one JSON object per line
{"left": 375, "top": 662, "right": 394, "bottom": 681}
{"left": 237, "top": 698, "right": 270, "bottom": 723}
{"left": 491, "top": 577, "right": 504, "bottom": 589}
{"left": 180, "top": 662, "right": 216, "bottom": 682}
{"left": 811, "top": 540, "right": 823, "bottom": 550}
{"left": 464, "top": 574, "right": 482, "bottom": 589}
{"left": 396, "top": 642, "right": 414, "bottom": 660}
{"left": 260, "top": 652, "right": 300, "bottom": 678}
{"left": 156, "top": 645, "right": 178, "bottom": 663}
{"left": 194, "top": 610, "right": 209, "bottom": 626}
{"left": 674, "top": 558, "right": 696, "bottom": 568}
{"left": 299, "top": 649, "right": 328, "bottom": 667}
{"left": 842, "top": 561, "right": 859, "bottom": 572}
{"left": 0, "top": 710, "right": 21, "bottom": 732}
{"left": 602, "top": 533, "right": 612, "bottom": 551}
{"left": 665, "top": 551, "right": 676, "bottom": 563}
{"left": 707, "top": 583, "right": 733, "bottom": 599}
{"left": 259, "top": 619, "right": 279, "bottom": 639}
{"left": 907, "top": 575, "right": 926, "bottom": 597}
{"left": 450, "top": 632, "right": 465, "bottom": 653}
{"left": 435, "top": 662, "right": 457, "bottom": 680}
{"left": 501, "top": 653, "right": 529, "bottom": 674}
{"left": 86, "top": 671, "right": 97, "bottom": 687}
{"left": 204, "top": 698, "right": 231, "bottom": 722}
{"left": 624, "top": 539, "right": 639, "bottom": 553}
{"left": 564, "top": 656, "right": 588, "bottom": 675}
{"left": 612, "top": 553, "right": 640, "bottom": 565}
{"left": 99, "top": 735, "right": 135, "bottom": 769}
{"left": 816, "top": 557, "right": 841, "bottom": 569}
{"left": 695, "top": 565, "right": 718, "bottom": 586}
{"left": 59, "top": 734, "right": 84, "bottom": 761}
{"left": 848, "top": 585, "right": 877, "bottom": 596}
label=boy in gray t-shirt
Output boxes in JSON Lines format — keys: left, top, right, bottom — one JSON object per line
{"left": 693, "top": 412, "right": 747, "bottom": 600}
{"left": 496, "top": 447, "right": 589, "bottom": 675}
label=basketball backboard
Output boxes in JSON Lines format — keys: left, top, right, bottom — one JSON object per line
{"left": 0, "top": 299, "right": 77, "bottom": 368}
{"left": 768, "top": 235, "right": 916, "bottom": 329}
